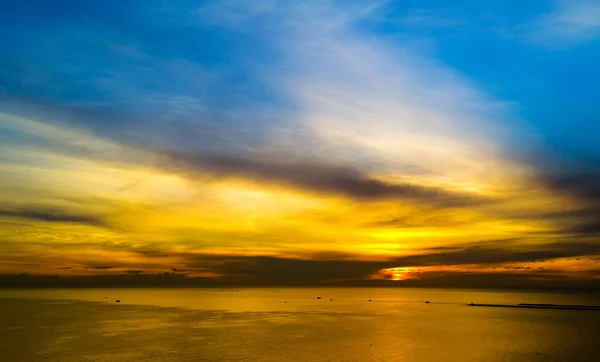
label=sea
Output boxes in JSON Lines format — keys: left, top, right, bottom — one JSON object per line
{"left": 1, "top": 288, "right": 600, "bottom": 361}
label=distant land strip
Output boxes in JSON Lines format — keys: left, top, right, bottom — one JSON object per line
{"left": 467, "top": 303, "right": 600, "bottom": 311}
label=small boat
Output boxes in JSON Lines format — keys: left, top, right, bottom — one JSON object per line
{"left": 317, "top": 296, "right": 321, "bottom": 300}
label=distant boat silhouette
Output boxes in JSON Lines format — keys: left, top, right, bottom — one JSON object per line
{"left": 330, "top": 298, "right": 334, "bottom": 301}
{"left": 317, "top": 296, "right": 321, "bottom": 299}
{"left": 424, "top": 301, "right": 430, "bottom": 304}
{"left": 368, "top": 299, "right": 372, "bottom": 302}
{"left": 116, "top": 300, "right": 121, "bottom": 303}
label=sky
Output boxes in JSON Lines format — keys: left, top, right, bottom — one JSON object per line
{"left": 1, "top": 0, "right": 599, "bottom": 288}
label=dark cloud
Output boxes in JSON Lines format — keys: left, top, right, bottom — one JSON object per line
{"left": 3, "top": 238, "right": 600, "bottom": 288}
{"left": 422, "top": 238, "right": 524, "bottom": 252}
{"left": 510, "top": 153, "right": 600, "bottom": 237}
{"left": 86, "top": 265, "right": 116, "bottom": 270}
{"left": 1, "top": 98, "right": 488, "bottom": 208}
{"left": 174, "top": 269, "right": 209, "bottom": 273}
{"left": 124, "top": 270, "right": 144, "bottom": 274}
{"left": 111, "top": 250, "right": 388, "bottom": 285}
{"left": 539, "top": 164, "right": 600, "bottom": 236}
{"left": 160, "top": 152, "right": 486, "bottom": 206}
{"left": 0, "top": 95, "right": 271, "bottom": 163}
{"left": 530, "top": 206, "right": 600, "bottom": 231}
{"left": 568, "top": 220, "right": 600, "bottom": 235}
{"left": 543, "top": 167, "right": 600, "bottom": 203}
{"left": 390, "top": 241, "right": 600, "bottom": 267}
{"left": 123, "top": 239, "right": 600, "bottom": 285}
{"left": 4, "top": 237, "right": 600, "bottom": 287}
{"left": 0, "top": 206, "right": 107, "bottom": 227}
{"left": 211, "top": 256, "right": 385, "bottom": 284}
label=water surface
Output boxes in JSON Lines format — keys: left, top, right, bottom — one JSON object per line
{"left": 1, "top": 288, "right": 599, "bottom": 361}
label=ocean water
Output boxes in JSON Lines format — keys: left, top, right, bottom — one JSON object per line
{"left": 1, "top": 288, "right": 600, "bottom": 361}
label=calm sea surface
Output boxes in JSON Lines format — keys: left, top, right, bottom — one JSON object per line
{"left": 1, "top": 288, "right": 600, "bottom": 361}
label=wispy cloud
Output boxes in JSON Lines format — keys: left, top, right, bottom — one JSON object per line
{"left": 392, "top": 9, "right": 466, "bottom": 28}
{"left": 530, "top": 0, "right": 600, "bottom": 46}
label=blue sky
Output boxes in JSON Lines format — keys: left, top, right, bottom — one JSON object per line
{"left": 2, "top": 0, "right": 599, "bottom": 157}
{"left": 1, "top": 0, "right": 600, "bottom": 286}
{"left": 0, "top": 1, "right": 600, "bottom": 156}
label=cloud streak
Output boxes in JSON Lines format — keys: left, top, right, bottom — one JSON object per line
{"left": 0, "top": 206, "right": 107, "bottom": 227}
{"left": 161, "top": 152, "right": 487, "bottom": 205}
{"left": 531, "top": 0, "right": 600, "bottom": 46}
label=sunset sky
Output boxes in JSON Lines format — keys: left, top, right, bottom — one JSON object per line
{"left": 1, "top": 0, "right": 599, "bottom": 288}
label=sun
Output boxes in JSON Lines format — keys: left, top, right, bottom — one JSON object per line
{"left": 374, "top": 267, "right": 414, "bottom": 281}
{"left": 391, "top": 271, "right": 404, "bottom": 281}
